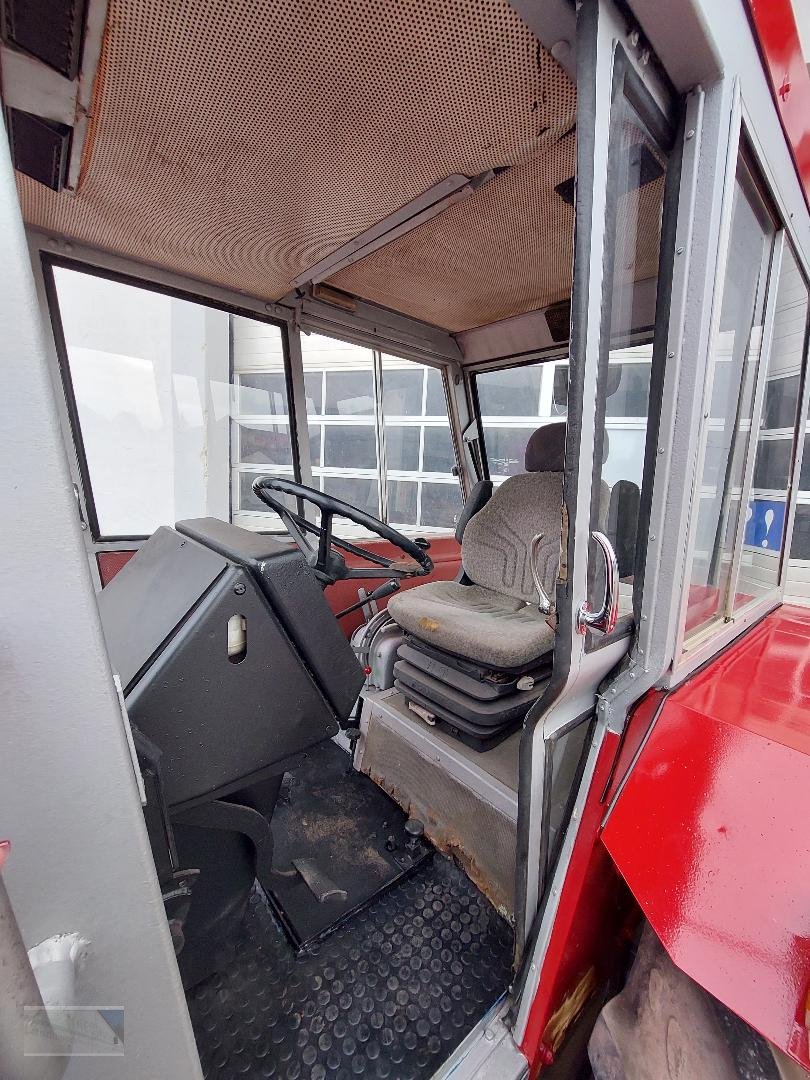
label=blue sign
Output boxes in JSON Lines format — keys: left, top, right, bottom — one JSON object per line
{"left": 743, "top": 498, "right": 785, "bottom": 551}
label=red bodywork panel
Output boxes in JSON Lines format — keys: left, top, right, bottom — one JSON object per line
{"left": 519, "top": 728, "right": 635, "bottom": 1074}
{"left": 746, "top": 0, "right": 810, "bottom": 208}
{"left": 98, "top": 536, "right": 462, "bottom": 638}
{"left": 602, "top": 606, "right": 810, "bottom": 1067}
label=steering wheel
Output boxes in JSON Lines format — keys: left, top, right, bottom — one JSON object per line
{"left": 252, "top": 476, "right": 434, "bottom": 587}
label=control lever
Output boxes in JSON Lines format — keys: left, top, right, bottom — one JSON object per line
{"left": 335, "top": 579, "right": 400, "bottom": 619}
{"left": 343, "top": 726, "right": 361, "bottom": 772}
{"left": 404, "top": 818, "right": 425, "bottom": 853}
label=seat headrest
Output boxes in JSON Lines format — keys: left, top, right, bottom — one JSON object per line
{"left": 525, "top": 422, "right": 566, "bottom": 472}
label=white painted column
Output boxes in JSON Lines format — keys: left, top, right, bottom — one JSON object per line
{"left": 0, "top": 128, "right": 203, "bottom": 1076}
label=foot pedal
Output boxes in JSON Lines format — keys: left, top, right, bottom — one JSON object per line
{"left": 292, "top": 858, "right": 348, "bottom": 904}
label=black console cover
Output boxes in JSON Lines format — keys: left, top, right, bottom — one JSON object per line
{"left": 98, "top": 526, "right": 227, "bottom": 692}
{"left": 98, "top": 522, "right": 363, "bottom": 808}
{"left": 176, "top": 518, "right": 363, "bottom": 719}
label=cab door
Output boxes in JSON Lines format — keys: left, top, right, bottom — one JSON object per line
{"left": 514, "top": 0, "right": 681, "bottom": 954}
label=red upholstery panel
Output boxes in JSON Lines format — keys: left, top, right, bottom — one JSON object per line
{"left": 97, "top": 538, "right": 463, "bottom": 641}
{"left": 323, "top": 535, "right": 462, "bottom": 638}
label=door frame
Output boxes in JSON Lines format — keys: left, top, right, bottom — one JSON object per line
{"left": 512, "top": 0, "right": 682, "bottom": 968}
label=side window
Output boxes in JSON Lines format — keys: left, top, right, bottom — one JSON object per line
{"left": 231, "top": 317, "right": 296, "bottom": 528}
{"left": 302, "top": 334, "right": 381, "bottom": 520}
{"left": 739, "top": 242, "right": 808, "bottom": 603}
{"left": 300, "top": 333, "right": 461, "bottom": 533}
{"left": 50, "top": 264, "right": 292, "bottom": 538}
{"left": 382, "top": 354, "right": 460, "bottom": 531}
{"left": 683, "top": 151, "right": 778, "bottom": 641}
{"left": 475, "top": 360, "right": 568, "bottom": 481}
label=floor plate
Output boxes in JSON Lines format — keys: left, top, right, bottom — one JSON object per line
{"left": 267, "top": 742, "right": 431, "bottom": 947}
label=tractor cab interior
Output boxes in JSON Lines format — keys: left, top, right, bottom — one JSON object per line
{"left": 7, "top": 0, "right": 668, "bottom": 1073}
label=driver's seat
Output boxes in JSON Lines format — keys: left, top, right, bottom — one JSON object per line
{"left": 386, "top": 423, "right": 565, "bottom": 740}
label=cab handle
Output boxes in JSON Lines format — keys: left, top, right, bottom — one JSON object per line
{"left": 577, "top": 531, "right": 619, "bottom": 635}
{"left": 530, "top": 533, "right": 554, "bottom": 614}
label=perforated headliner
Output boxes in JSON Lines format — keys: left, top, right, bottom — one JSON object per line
{"left": 17, "top": 0, "right": 578, "bottom": 332}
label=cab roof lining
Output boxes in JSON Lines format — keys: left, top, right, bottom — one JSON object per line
{"left": 17, "top": 0, "right": 579, "bottom": 334}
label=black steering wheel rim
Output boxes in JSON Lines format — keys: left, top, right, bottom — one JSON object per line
{"left": 252, "top": 475, "right": 434, "bottom": 585}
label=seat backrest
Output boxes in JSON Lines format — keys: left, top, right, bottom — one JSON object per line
{"left": 461, "top": 423, "right": 565, "bottom": 603}
{"left": 454, "top": 479, "right": 493, "bottom": 542}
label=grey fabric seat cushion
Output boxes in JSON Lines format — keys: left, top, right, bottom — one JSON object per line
{"left": 461, "top": 471, "right": 562, "bottom": 602}
{"left": 386, "top": 579, "right": 555, "bottom": 668}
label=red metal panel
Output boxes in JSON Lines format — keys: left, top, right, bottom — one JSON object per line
{"left": 746, "top": 0, "right": 810, "bottom": 209}
{"left": 97, "top": 549, "right": 137, "bottom": 585}
{"left": 602, "top": 605, "right": 810, "bottom": 1067}
{"left": 519, "top": 729, "right": 637, "bottom": 1074}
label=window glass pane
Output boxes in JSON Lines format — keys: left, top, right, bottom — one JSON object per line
{"left": 380, "top": 354, "right": 460, "bottom": 530}
{"left": 382, "top": 365, "right": 424, "bottom": 416}
{"left": 683, "top": 158, "right": 775, "bottom": 638}
{"left": 421, "top": 482, "right": 463, "bottom": 529}
{"left": 237, "top": 471, "right": 296, "bottom": 514}
{"left": 230, "top": 314, "right": 295, "bottom": 531}
{"left": 309, "top": 424, "right": 322, "bottom": 467}
{"left": 323, "top": 425, "right": 378, "bottom": 470}
{"left": 238, "top": 472, "right": 268, "bottom": 514}
{"left": 791, "top": 503, "right": 810, "bottom": 560}
{"left": 322, "top": 475, "right": 380, "bottom": 518}
{"left": 475, "top": 364, "right": 567, "bottom": 484}
{"left": 709, "top": 359, "right": 734, "bottom": 419}
{"left": 800, "top": 432, "right": 810, "bottom": 491}
{"left": 51, "top": 265, "right": 256, "bottom": 537}
{"left": 483, "top": 427, "right": 537, "bottom": 477}
{"left": 477, "top": 365, "right": 543, "bottom": 416}
{"left": 385, "top": 425, "right": 420, "bottom": 472}
{"left": 751, "top": 439, "right": 792, "bottom": 491}
{"left": 301, "top": 333, "right": 382, "bottom": 535}
{"left": 238, "top": 373, "right": 288, "bottom": 416}
{"left": 325, "top": 371, "right": 375, "bottom": 415}
{"left": 552, "top": 364, "right": 569, "bottom": 416}
{"left": 601, "top": 428, "right": 648, "bottom": 489}
{"left": 298, "top": 342, "right": 461, "bottom": 534}
{"left": 587, "top": 90, "right": 670, "bottom": 626}
{"left": 423, "top": 426, "right": 456, "bottom": 473}
{"left": 387, "top": 480, "right": 418, "bottom": 525}
{"left": 304, "top": 372, "right": 323, "bottom": 415}
{"left": 763, "top": 374, "right": 800, "bottom": 429}
{"left": 604, "top": 362, "right": 651, "bottom": 417}
{"left": 425, "top": 367, "right": 448, "bottom": 414}
{"left": 737, "top": 243, "right": 808, "bottom": 605}
{"left": 234, "top": 421, "right": 293, "bottom": 466}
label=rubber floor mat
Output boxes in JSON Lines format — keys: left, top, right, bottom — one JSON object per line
{"left": 267, "top": 742, "right": 431, "bottom": 947}
{"left": 188, "top": 855, "right": 514, "bottom": 1080}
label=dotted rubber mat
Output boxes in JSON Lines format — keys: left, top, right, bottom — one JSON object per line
{"left": 188, "top": 855, "right": 514, "bottom": 1080}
